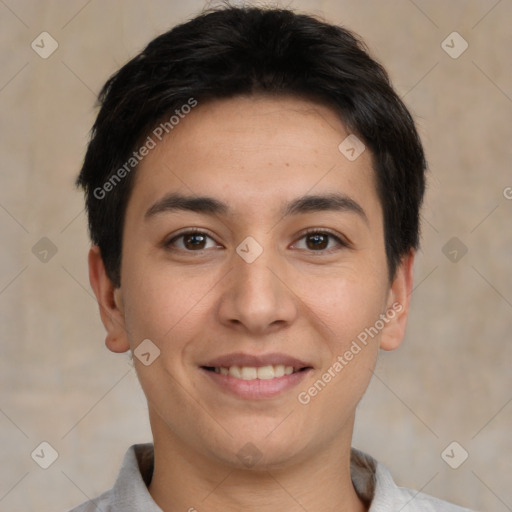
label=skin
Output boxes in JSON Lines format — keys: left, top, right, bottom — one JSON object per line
{"left": 89, "top": 94, "right": 414, "bottom": 512}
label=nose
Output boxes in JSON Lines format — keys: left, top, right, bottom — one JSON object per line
{"left": 216, "top": 244, "right": 298, "bottom": 335}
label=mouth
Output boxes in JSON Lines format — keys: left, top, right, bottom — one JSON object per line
{"left": 199, "top": 353, "right": 313, "bottom": 399}
{"left": 201, "top": 364, "right": 310, "bottom": 380}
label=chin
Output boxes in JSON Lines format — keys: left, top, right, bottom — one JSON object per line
{"left": 211, "top": 428, "right": 309, "bottom": 471}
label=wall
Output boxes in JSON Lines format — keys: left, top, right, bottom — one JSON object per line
{"left": 0, "top": 1, "right": 510, "bottom": 510}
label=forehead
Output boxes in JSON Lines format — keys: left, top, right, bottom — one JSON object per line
{"left": 127, "top": 94, "right": 380, "bottom": 225}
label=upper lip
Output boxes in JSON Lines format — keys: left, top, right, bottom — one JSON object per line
{"left": 201, "top": 352, "right": 312, "bottom": 370}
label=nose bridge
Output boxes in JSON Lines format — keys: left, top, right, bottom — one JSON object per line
{"left": 217, "top": 236, "right": 297, "bottom": 332}
{"left": 233, "top": 237, "right": 281, "bottom": 301}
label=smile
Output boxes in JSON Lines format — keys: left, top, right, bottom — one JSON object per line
{"left": 203, "top": 364, "right": 306, "bottom": 380}
{"left": 200, "top": 365, "right": 312, "bottom": 399}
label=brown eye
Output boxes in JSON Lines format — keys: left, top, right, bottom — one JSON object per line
{"left": 305, "top": 233, "right": 329, "bottom": 250}
{"left": 293, "top": 230, "right": 345, "bottom": 252}
{"left": 183, "top": 233, "right": 207, "bottom": 250}
{"left": 166, "top": 231, "right": 219, "bottom": 251}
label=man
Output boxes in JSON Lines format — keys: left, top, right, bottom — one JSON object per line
{"left": 70, "top": 4, "right": 476, "bottom": 511}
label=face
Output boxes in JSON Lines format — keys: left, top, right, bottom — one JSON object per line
{"left": 90, "top": 94, "right": 413, "bottom": 470}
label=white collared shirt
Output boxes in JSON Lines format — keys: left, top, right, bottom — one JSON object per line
{"left": 68, "top": 444, "right": 477, "bottom": 511}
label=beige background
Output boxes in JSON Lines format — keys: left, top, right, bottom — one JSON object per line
{"left": 0, "top": 1, "right": 511, "bottom": 511}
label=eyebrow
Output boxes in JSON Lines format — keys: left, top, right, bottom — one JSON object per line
{"left": 144, "top": 192, "right": 368, "bottom": 224}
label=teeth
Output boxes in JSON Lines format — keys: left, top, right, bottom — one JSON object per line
{"left": 256, "top": 365, "right": 275, "bottom": 380}
{"left": 214, "top": 364, "right": 298, "bottom": 380}
{"left": 274, "top": 365, "right": 285, "bottom": 377}
{"left": 240, "top": 367, "right": 258, "bottom": 380}
{"left": 228, "top": 366, "right": 241, "bottom": 378}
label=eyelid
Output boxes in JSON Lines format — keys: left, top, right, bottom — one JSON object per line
{"left": 293, "top": 227, "right": 350, "bottom": 250}
{"left": 163, "top": 227, "right": 350, "bottom": 252}
{"left": 164, "top": 228, "right": 222, "bottom": 250}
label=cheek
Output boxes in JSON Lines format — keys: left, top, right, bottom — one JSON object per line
{"left": 294, "top": 273, "right": 385, "bottom": 420}
{"left": 294, "top": 268, "right": 388, "bottom": 349}
{"left": 120, "top": 257, "right": 217, "bottom": 351}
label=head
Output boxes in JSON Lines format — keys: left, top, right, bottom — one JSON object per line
{"left": 80, "top": 5, "right": 425, "bottom": 470}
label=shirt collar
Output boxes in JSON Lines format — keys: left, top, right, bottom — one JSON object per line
{"left": 111, "top": 443, "right": 162, "bottom": 511}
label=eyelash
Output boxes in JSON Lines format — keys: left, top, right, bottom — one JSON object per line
{"left": 164, "top": 228, "right": 348, "bottom": 253}
{"left": 298, "top": 228, "right": 348, "bottom": 252}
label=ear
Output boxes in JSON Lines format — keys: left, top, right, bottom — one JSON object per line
{"left": 88, "top": 245, "right": 130, "bottom": 353}
{"left": 379, "top": 250, "right": 415, "bottom": 351}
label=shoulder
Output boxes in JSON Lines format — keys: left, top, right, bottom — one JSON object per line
{"left": 66, "top": 489, "right": 114, "bottom": 512}
{"left": 64, "top": 443, "right": 158, "bottom": 512}
{"left": 389, "top": 485, "right": 477, "bottom": 511}
{"left": 350, "top": 448, "right": 478, "bottom": 512}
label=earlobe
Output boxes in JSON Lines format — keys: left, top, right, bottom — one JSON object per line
{"left": 379, "top": 251, "right": 415, "bottom": 351}
{"left": 88, "top": 246, "right": 131, "bottom": 353}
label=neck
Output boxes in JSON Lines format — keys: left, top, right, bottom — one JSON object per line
{"left": 147, "top": 412, "right": 367, "bottom": 512}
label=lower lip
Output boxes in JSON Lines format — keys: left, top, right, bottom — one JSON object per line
{"left": 200, "top": 368, "right": 312, "bottom": 399}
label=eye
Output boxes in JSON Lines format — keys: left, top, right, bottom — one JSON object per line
{"left": 166, "top": 230, "right": 221, "bottom": 251}
{"left": 293, "top": 230, "right": 346, "bottom": 252}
